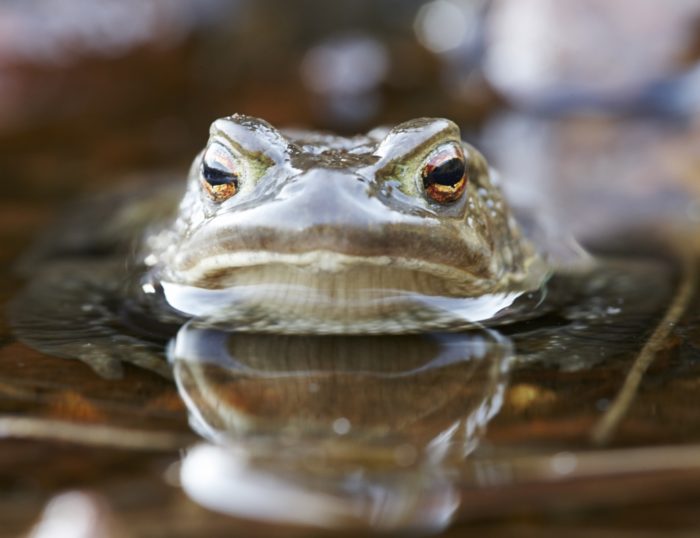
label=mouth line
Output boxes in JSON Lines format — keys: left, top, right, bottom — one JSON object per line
{"left": 168, "top": 249, "right": 492, "bottom": 290}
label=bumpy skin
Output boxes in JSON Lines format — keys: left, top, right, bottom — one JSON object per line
{"left": 144, "top": 114, "right": 548, "bottom": 333}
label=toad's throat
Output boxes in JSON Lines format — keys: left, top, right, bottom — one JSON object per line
{"left": 165, "top": 250, "right": 501, "bottom": 293}
{"left": 157, "top": 252, "right": 544, "bottom": 334}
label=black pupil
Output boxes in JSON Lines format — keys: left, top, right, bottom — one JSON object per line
{"left": 203, "top": 163, "right": 236, "bottom": 186}
{"left": 424, "top": 158, "right": 465, "bottom": 187}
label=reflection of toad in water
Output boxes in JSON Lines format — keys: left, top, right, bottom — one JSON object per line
{"left": 171, "top": 325, "right": 512, "bottom": 530}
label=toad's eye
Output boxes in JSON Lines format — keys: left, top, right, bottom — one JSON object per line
{"left": 200, "top": 142, "right": 239, "bottom": 202}
{"left": 421, "top": 143, "right": 467, "bottom": 203}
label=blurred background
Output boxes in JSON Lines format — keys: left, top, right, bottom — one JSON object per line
{"left": 2, "top": 0, "right": 699, "bottom": 243}
{"left": 3, "top": 3, "right": 700, "bottom": 536}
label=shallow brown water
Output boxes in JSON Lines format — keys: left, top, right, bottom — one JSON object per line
{"left": 3, "top": 148, "right": 700, "bottom": 536}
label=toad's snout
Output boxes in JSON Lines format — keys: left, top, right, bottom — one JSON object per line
{"left": 250, "top": 168, "right": 399, "bottom": 229}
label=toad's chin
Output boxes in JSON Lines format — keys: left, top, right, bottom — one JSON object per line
{"left": 156, "top": 254, "right": 547, "bottom": 334}
{"left": 160, "top": 249, "right": 547, "bottom": 293}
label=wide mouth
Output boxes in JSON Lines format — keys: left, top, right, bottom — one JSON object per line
{"left": 168, "top": 215, "right": 500, "bottom": 287}
{"left": 158, "top": 253, "right": 546, "bottom": 334}
{"left": 167, "top": 251, "right": 499, "bottom": 293}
